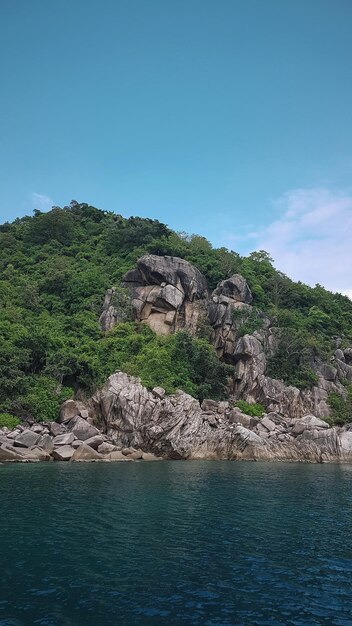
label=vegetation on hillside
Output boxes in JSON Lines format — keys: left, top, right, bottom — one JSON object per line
{"left": 1, "top": 201, "right": 351, "bottom": 422}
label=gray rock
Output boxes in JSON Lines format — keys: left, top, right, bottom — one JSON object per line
{"left": 125, "top": 450, "right": 143, "bottom": 460}
{"left": 71, "top": 444, "right": 102, "bottom": 461}
{"left": 228, "top": 409, "right": 251, "bottom": 428}
{"left": 37, "top": 434, "right": 54, "bottom": 454}
{"left": 14, "top": 430, "right": 41, "bottom": 449}
{"left": 72, "top": 440, "right": 84, "bottom": 449}
{"left": 97, "top": 442, "right": 117, "bottom": 454}
{"left": 66, "top": 416, "right": 100, "bottom": 441}
{"left": 6, "top": 429, "right": 21, "bottom": 440}
{"left": 295, "top": 415, "right": 330, "bottom": 430}
{"left": 31, "top": 424, "right": 44, "bottom": 434}
{"left": 99, "top": 288, "right": 120, "bottom": 332}
{"left": 0, "top": 444, "right": 24, "bottom": 461}
{"left": 83, "top": 434, "right": 104, "bottom": 450}
{"left": 121, "top": 447, "right": 139, "bottom": 456}
{"left": 261, "top": 416, "right": 276, "bottom": 432}
{"left": 59, "top": 399, "right": 87, "bottom": 423}
{"left": 334, "top": 349, "right": 345, "bottom": 361}
{"left": 344, "top": 348, "right": 352, "bottom": 364}
{"left": 152, "top": 387, "right": 165, "bottom": 399}
{"left": 201, "top": 399, "right": 220, "bottom": 412}
{"left": 121, "top": 254, "right": 209, "bottom": 336}
{"left": 319, "top": 364, "right": 337, "bottom": 381}
{"left": 108, "top": 450, "right": 133, "bottom": 461}
{"left": 49, "top": 422, "right": 65, "bottom": 437}
{"left": 52, "top": 445, "right": 75, "bottom": 461}
{"left": 142, "top": 452, "right": 162, "bottom": 461}
{"left": 53, "top": 433, "right": 76, "bottom": 446}
{"left": 27, "top": 447, "right": 51, "bottom": 461}
{"left": 212, "top": 274, "right": 253, "bottom": 304}
{"left": 340, "top": 431, "right": 352, "bottom": 458}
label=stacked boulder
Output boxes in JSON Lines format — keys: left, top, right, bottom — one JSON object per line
{"left": 0, "top": 400, "right": 162, "bottom": 463}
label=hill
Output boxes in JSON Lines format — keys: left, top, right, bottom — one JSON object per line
{"left": 1, "top": 200, "right": 351, "bottom": 427}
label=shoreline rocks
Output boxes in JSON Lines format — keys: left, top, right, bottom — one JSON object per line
{"left": 0, "top": 404, "right": 164, "bottom": 464}
{"left": 1, "top": 375, "right": 352, "bottom": 466}
{"left": 91, "top": 371, "right": 352, "bottom": 464}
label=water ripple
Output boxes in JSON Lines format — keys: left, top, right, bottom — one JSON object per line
{"left": 0, "top": 461, "right": 352, "bottom": 625}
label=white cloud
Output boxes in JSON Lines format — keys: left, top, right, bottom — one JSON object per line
{"left": 244, "top": 187, "right": 352, "bottom": 297}
{"left": 31, "top": 193, "right": 53, "bottom": 212}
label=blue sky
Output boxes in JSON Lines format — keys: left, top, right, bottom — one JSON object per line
{"left": 1, "top": 0, "right": 351, "bottom": 295}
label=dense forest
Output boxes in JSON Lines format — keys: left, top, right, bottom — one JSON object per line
{"left": 1, "top": 201, "right": 352, "bottom": 424}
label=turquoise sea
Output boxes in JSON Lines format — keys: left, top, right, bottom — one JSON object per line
{"left": 0, "top": 461, "right": 351, "bottom": 626}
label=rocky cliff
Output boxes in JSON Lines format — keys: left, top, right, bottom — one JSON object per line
{"left": 100, "top": 254, "right": 352, "bottom": 422}
{"left": 91, "top": 371, "right": 352, "bottom": 463}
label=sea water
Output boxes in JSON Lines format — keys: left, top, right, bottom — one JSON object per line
{"left": 0, "top": 461, "right": 351, "bottom": 625}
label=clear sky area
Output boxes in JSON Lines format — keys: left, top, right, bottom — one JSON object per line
{"left": 1, "top": 0, "right": 351, "bottom": 295}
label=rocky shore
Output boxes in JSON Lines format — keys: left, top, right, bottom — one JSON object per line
{"left": 2, "top": 254, "right": 352, "bottom": 465}
{"left": 1, "top": 373, "right": 352, "bottom": 464}
{"left": 0, "top": 401, "right": 162, "bottom": 463}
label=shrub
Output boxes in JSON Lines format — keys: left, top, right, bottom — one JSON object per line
{"left": 235, "top": 400, "right": 265, "bottom": 417}
{"left": 327, "top": 386, "right": 352, "bottom": 425}
{"left": 0, "top": 413, "right": 21, "bottom": 429}
{"left": 231, "top": 307, "right": 263, "bottom": 337}
{"left": 18, "top": 377, "right": 73, "bottom": 423}
{"left": 266, "top": 328, "right": 318, "bottom": 389}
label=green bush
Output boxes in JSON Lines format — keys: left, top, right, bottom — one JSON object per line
{"left": 0, "top": 413, "right": 21, "bottom": 429}
{"left": 327, "top": 386, "right": 352, "bottom": 425}
{"left": 235, "top": 400, "right": 265, "bottom": 417}
{"left": 18, "top": 377, "right": 73, "bottom": 423}
{"left": 232, "top": 307, "right": 263, "bottom": 337}
{"left": 266, "top": 328, "right": 318, "bottom": 389}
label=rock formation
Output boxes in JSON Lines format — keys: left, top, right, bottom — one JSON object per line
{"left": 91, "top": 371, "right": 352, "bottom": 462}
{"left": 2, "top": 372, "right": 352, "bottom": 463}
{"left": 0, "top": 400, "right": 162, "bottom": 463}
{"left": 122, "top": 254, "right": 209, "bottom": 335}
{"left": 99, "top": 253, "right": 351, "bottom": 422}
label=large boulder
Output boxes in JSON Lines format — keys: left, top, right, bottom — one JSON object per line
{"left": 83, "top": 434, "right": 105, "bottom": 450}
{"left": 37, "top": 434, "right": 54, "bottom": 454}
{"left": 0, "top": 444, "right": 24, "bottom": 461}
{"left": 59, "top": 399, "right": 87, "bottom": 423}
{"left": 53, "top": 433, "right": 76, "bottom": 446}
{"left": 71, "top": 444, "right": 102, "bottom": 461}
{"left": 14, "top": 430, "right": 41, "bottom": 449}
{"left": 52, "top": 445, "right": 75, "bottom": 461}
{"left": 212, "top": 274, "right": 253, "bottom": 304}
{"left": 66, "top": 416, "right": 100, "bottom": 441}
{"left": 121, "top": 254, "right": 209, "bottom": 336}
{"left": 292, "top": 415, "right": 330, "bottom": 435}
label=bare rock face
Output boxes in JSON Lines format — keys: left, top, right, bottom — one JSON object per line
{"left": 99, "top": 288, "right": 119, "bottom": 332}
{"left": 92, "top": 371, "right": 352, "bottom": 463}
{"left": 122, "top": 254, "right": 209, "bottom": 335}
{"left": 93, "top": 372, "right": 240, "bottom": 460}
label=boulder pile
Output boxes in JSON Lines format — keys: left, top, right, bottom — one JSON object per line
{"left": 0, "top": 399, "right": 162, "bottom": 463}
